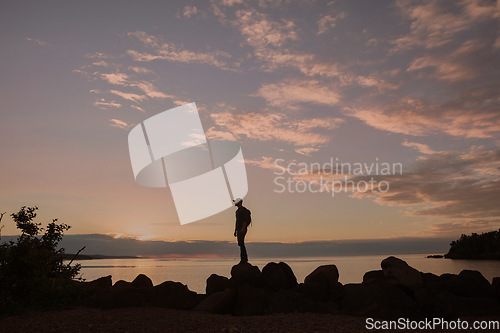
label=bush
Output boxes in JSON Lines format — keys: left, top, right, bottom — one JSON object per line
{"left": 0, "top": 206, "right": 82, "bottom": 313}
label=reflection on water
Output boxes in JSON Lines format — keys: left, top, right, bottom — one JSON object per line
{"left": 75, "top": 253, "right": 500, "bottom": 294}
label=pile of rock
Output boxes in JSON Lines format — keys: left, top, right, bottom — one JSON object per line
{"left": 77, "top": 256, "right": 500, "bottom": 319}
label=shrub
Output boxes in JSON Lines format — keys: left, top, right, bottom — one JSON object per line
{"left": 0, "top": 206, "right": 82, "bottom": 313}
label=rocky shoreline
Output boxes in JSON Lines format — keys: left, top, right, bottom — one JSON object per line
{"left": 72, "top": 256, "right": 500, "bottom": 319}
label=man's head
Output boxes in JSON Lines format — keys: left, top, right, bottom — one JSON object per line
{"left": 233, "top": 198, "right": 243, "bottom": 207}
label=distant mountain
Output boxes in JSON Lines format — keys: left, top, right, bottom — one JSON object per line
{"left": 445, "top": 229, "right": 500, "bottom": 260}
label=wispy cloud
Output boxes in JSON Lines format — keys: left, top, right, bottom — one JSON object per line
{"left": 347, "top": 84, "right": 500, "bottom": 138}
{"left": 352, "top": 146, "right": 500, "bottom": 222}
{"left": 94, "top": 99, "right": 122, "bottom": 109}
{"left": 109, "top": 118, "right": 133, "bottom": 129}
{"left": 126, "top": 31, "right": 233, "bottom": 70}
{"left": 210, "top": 110, "right": 344, "bottom": 149}
{"left": 254, "top": 79, "right": 341, "bottom": 107}
{"left": 391, "top": 0, "right": 499, "bottom": 51}
{"left": 25, "top": 37, "right": 50, "bottom": 47}
{"left": 100, "top": 72, "right": 130, "bottom": 85}
{"left": 180, "top": 5, "right": 198, "bottom": 18}
{"left": 402, "top": 139, "right": 438, "bottom": 155}
{"left": 109, "top": 90, "right": 146, "bottom": 103}
{"left": 317, "top": 12, "right": 345, "bottom": 35}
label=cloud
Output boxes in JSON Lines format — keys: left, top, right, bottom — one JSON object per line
{"left": 406, "top": 39, "right": 494, "bottom": 82}
{"left": 181, "top": 5, "right": 198, "bottom": 18}
{"left": 131, "top": 81, "right": 174, "bottom": 99}
{"left": 128, "top": 66, "right": 152, "bottom": 74}
{"left": 99, "top": 73, "right": 130, "bottom": 85}
{"left": 25, "top": 37, "right": 50, "bottom": 47}
{"left": 130, "top": 105, "right": 145, "bottom": 112}
{"left": 347, "top": 85, "right": 500, "bottom": 138}
{"left": 295, "top": 147, "right": 320, "bottom": 156}
{"left": 245, "top": 156, "right": 290, "bottom": 172}
{"left": 109, "top": 90, "right": 146, "bottom": 103}
{"left": 234, "top": 9, "right": 298, "bottom": 49}
{"left": 254, "top": 79, "right": 341, "bottom": 107}
{"left": 428, "top": 219, "right": 500, "bottom": 237}
{"left": 126, "top": 31, "right": 232, "bottom": 70}
{"left": 210, "top": 111, "right": 344, "bottom": 148}
{"left": 109, "top": 118, "right": 132, "bottom": 129}
{"left": 352, "top": 146, "right": 500, "bottom": 222}
{"left": 402, "top": 139, "right": 438, "bottom": 155}
{"left": 317, "top": 12, "right": 345, "bottom": 35}
{"left": 391, "top": 0, "right": 499, "bottom": 51}
{"left": 94, "top": 99, "right": 122, "bottom": 109}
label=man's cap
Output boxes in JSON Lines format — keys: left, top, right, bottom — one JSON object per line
{"left": 233, "top": 198, "right": 243, "bottom": 205}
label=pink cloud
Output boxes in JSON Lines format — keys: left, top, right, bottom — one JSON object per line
{"left": 94, "top": 99, "right": 122, "bottom": 109}
{"left": 109, "top": 90, "right": 146, "bottom": 103}
{"left": 210, "top": 111, "right": 344, "bottom": 149}
{"left": 254, "top": 79, "right": 341, "bottom": 107}
{"left": 126, "top": 31, "right": 232, "bottom": 70}
{"left": 99, "top": 73, "right": 130, "bottom": 85}
{"left": 109, "top": 118, "right": 132, "bottom": 129}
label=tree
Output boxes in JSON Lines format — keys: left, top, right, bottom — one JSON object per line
{"left": 0, "top": 206, "right": 82, "bottom": 313}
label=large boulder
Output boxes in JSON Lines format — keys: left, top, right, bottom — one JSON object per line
{"left": 131, "top": 274, "right": 153, "bottom": 288}
{"left": 363, "top": 270, "right": 385, "bottom": 284}
{"left": 151, "top": 281, "right": 200, "bottom": 310}
{"left": 195, "top": 288, "right": 235, "bottom": 314}
{"left": 233, "top": 283, "right": 269, "bottom": 316}
{"left": 113, "top": 280, "right": 134, "bottom": 289}
{"left": 85, "top": 275, "right": 112, "bottom": 289}
{"left": 363, "top": 277, "right": 422, "bottom": 319}
{"left": 340, "top": 283, "right": 380, "bottom": 316}
{"left": 261, "top": 262, "right": 298, "bottom": 291}
{"left": 303, "top": 265, "right": 343, "bottom": 301}
{"left": 381, "top": 256, "right": 423, "bottom": 291}
{"left": 445, "top": 270, "right": 492, "bottom": 298}
{"left": 206, "top": 274, "right": 230, "bottom": 295}
{"left": 230, "top": 262, "right": 261, "bottom": 287}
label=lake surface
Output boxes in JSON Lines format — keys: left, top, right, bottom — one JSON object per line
{"left": 75, "top": 254, "right": 500, "bottom": 294}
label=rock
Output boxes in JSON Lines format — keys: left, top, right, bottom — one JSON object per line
{"left": 151, "top": 281, "right": 200, "bottom": 310}
{"left": 233, "top": 283, "right": 269, "bottom": 316}
{"left": 493, "top": 277, "right": 500, "bottom": 299}
{"left": 230, "top": 262, "right": 261, "bottom": 287}
{"left": 101, "top": 288, "right": 149, "bottom": 308}
{"left": 305, "top": 265, "right": 339, "bottom": 286}
{"left": 195, "top": 288, "right": 235, "bottom": 314}
{"left": 340, "top": 283, "right": 380, "bottom": 316}
{"left": 303, "top": 265, "right": 342, "bottom": 301}
{"left": 113, "top": 280, "right": 134, "bottom": 289}
{"left": 267, "top": 289, "right": 307, "bottom": 313}
{"left": 132, "top": 274, "right": 153, "bottom": 288}
{"left": 445, "top": 270, "right": 492, "bottom": 297}
{"left": 381, "top": 256, "right": 423, "bottom": 291}
{"left": 206, "top": 274, "right": 230, "bottom": 296}
{"left": 363, "top": 270, "right": 385, "bottom": 284}
{"left": 86, "top": 275, "right": 112, "bottom": 289}
{"left": 432, "top": 291, "right": 471, "bottom": 318}
{"left": 364, "top": 278, "right": 422, "bottom": 319}
{"left": 261, "top": 262, "right": 298, "bottom": 291}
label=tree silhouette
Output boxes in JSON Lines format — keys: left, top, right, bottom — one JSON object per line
{"left": 0, "top": 206, "right": 82, "bottom": 313}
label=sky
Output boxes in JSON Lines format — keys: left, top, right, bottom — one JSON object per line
{"left": 1, "top": 0, "right": 499, "bottom": 249}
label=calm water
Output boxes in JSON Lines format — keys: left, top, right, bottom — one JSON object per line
{"left": 75, "top": 254, "right": 500, "bottom": 294}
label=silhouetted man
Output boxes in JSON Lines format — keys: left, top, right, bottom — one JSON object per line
{"left": 233, "top": 198, "right": 251, "bottom": 264}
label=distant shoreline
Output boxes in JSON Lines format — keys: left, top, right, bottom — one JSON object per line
{"left": 61, "top": 254, "right": 140, "bottom": 260}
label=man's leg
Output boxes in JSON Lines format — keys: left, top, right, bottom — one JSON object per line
{"left": 237, "top": 229, "right": 248, "bottom": 263}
